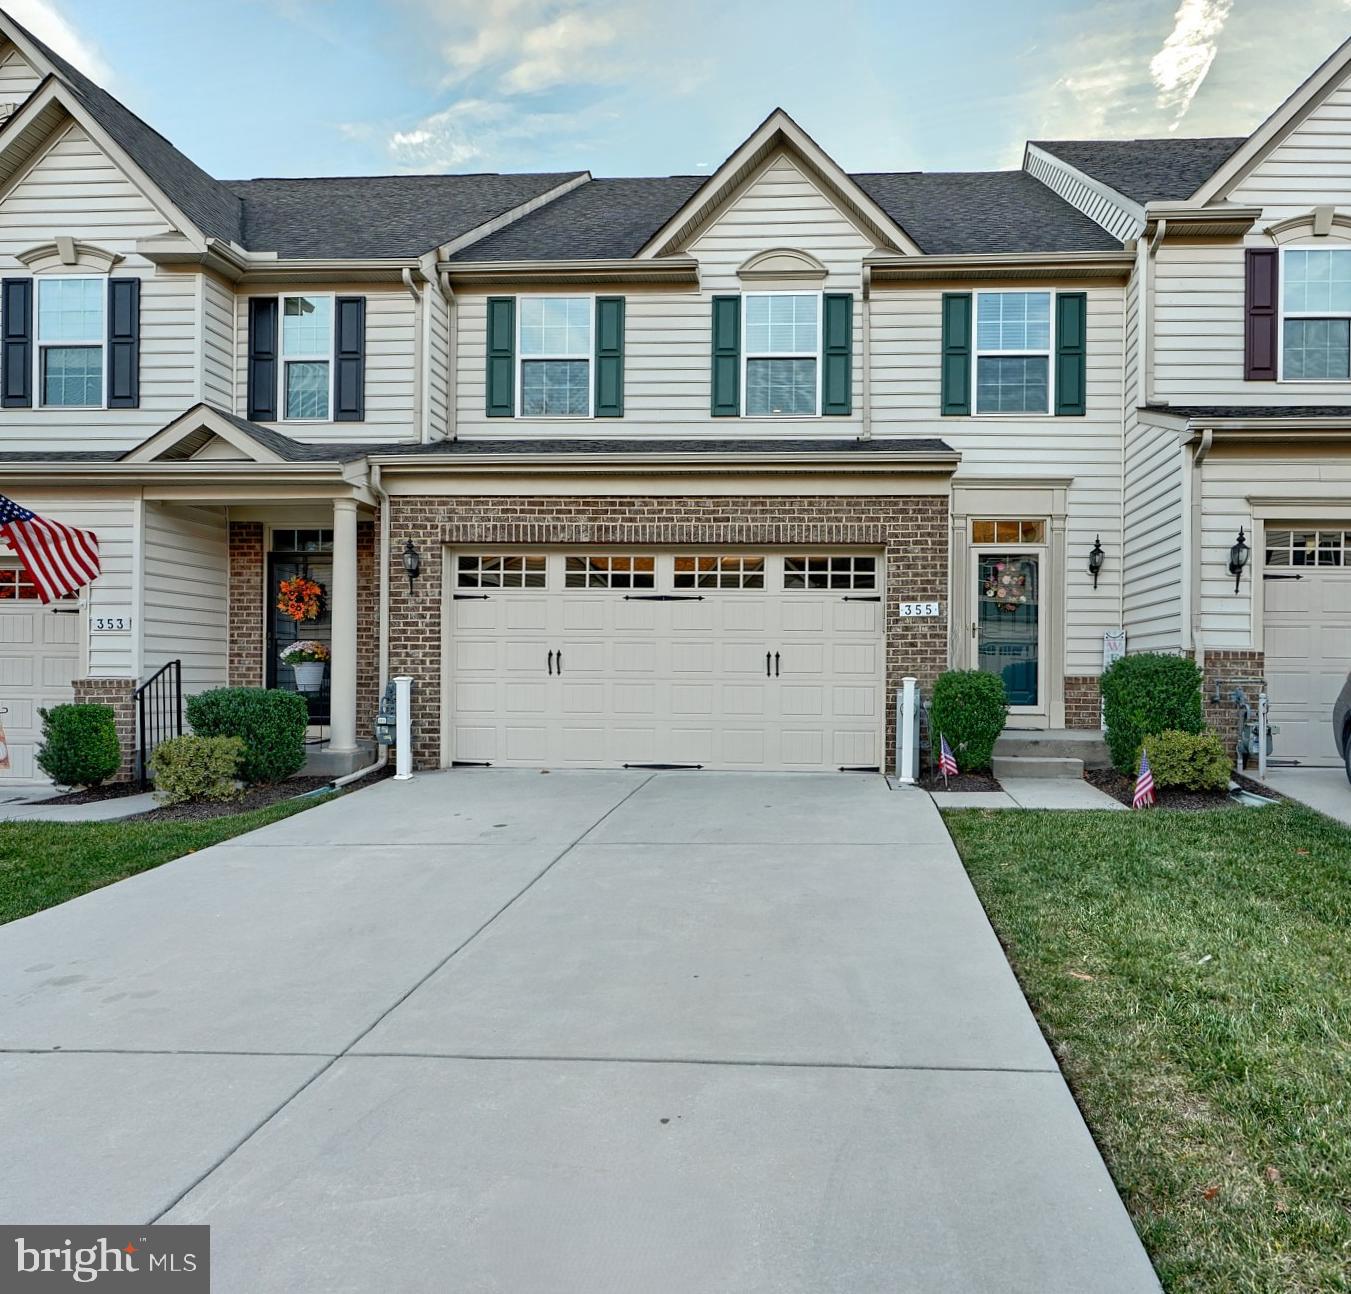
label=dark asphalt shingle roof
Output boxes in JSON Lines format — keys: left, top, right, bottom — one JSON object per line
{"left": 226, "top": 173, "right": 585, "bottom": 259}
{"left": 854, "top": 170, "right": 1121, "bottom": 254}
{"left": 1146, "top": 404, "right": 1351, "bottom": 420}
{"left": 0, "top": 450, "right": 123, "bottom": 462}
{"left": 1031, "top": 138, "right": 1246, "bottom": 205}
{"left": 450, "top": 177, "right": 707, "bottom": 261}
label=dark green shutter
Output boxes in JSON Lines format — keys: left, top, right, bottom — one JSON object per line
{"left": 485, "top": 296, "right": 515, "bottom": 417}
{"left": 940, "top": 293, "right": 971, "bottom": 416}
{"left": 333, "top": 295, "right": 366, "bottom": 421}
{"left": 710, "top": 295, "right": 740, "bottom": 416}
{"left": 106, "top": 278, "right": 140, "bottom": 409}
{"left": 1054, "top": 292, "right": 1087, "bottom": 416}
{"left": 594, "top": 295, "right": 624, "bottom": 417}
{"left": 1, "top": 277, "right": 32, "bottom": 408}
{"left": 821, "top": 293, "right": 852, "bottom": 415}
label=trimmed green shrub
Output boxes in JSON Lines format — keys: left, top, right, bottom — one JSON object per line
{"left": 1138, "top": 728, "right": 1230, "bottom": 792}
{"left": 931, "top": 670, "right": 1008, "bottom": 772}
{"left": 186, "top": 687, "right": 309, "bottom": 784}
{"left": 149, "top": 734, "right": 244, "bottom": 805}
{"left": 35, "top": 703, "right": 121, "bottom": 788}
{"left": 1100, "top": 652, "right": 1204, "bottom": 773}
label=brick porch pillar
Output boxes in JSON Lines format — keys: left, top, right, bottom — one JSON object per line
{"left": 71, "top": 677, "right": 137, "bottom": 783}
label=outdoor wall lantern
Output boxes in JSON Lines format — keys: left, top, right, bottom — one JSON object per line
{"left": 1087, "top": 536, "right": 1105, "bottom": 589}
{"left": 1228, "top": 527, "right": 1250, "bottom": 594}
{"left": 402, "top": 539, "right": 422, "bottom": 593}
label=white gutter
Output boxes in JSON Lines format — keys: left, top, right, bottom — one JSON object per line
{"left": 859, "top": 265, "right": 872, "bottom": 441}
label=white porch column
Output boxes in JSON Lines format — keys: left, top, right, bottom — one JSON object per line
{"left": 328, "top": 498, "right": 358, "bottom": 753}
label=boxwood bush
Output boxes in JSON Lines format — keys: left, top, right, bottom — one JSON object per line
{"left": 150, "top": 734, "right": 245, "bottom": 805}
{"left": 1139, "top": 729, "right": 1231, "bottom": 792}
{"left": 186, "top": 687, "right": 308, "bottom": 784}
{"left": 931, "top": 670, "right": 1008, "bottom": 772}
{"left": 1100, "top": 652, "right": 1204, "bottom": 773}
{"left": 35, "top": 702, "right": 122, "bottom": 788}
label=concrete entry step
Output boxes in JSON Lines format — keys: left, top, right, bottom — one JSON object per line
{"left": 992, "top": 755, "right": 1085, "bottom": 781}
{"left": 995, "top": 728, "right": 1111, "bottom": 770}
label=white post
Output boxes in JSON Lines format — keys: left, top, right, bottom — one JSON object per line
{"left": 328, "top": 498, "right": 358, "bottom": 754}
{"left": 1257, "top": 690, "right": 1268, "bottom": 782}
{"left": 394, "top": 674, "right": 413, "bottom": 780}
{"left": 898, "top": 676, "right": 918, "bottom": 784}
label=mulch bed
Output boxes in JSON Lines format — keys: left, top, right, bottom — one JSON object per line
{"left": 136, "top": 775, "right": 341, "bottom": 823}
{"left": 33, "top": 782, "right": 144, "bottom": 806}
{"left": 1083, "top": 766, "right": 1278, "bottom": 812}
{"left": 916, "top": 769, "right": 1003, "bottom": 793}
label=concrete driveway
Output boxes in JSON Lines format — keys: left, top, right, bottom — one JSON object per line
{"left": 0, "top": 770, "right": 1159, "bottom": 1292}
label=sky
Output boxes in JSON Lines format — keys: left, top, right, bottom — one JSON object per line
{"left": 11, "top": 0, "right": 1351, "bottom": 180}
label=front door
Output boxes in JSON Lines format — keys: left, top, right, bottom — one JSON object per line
{"left": 972, "top": 550, "right": 1043, "bottom": 711}
{"left": 267, "top": 549, "right": 333, "bottom": 725}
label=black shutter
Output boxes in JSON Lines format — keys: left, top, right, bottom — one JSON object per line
{"left": 485, "top": 296, "right": 515, "bottom": 417}
{"left": 1245, "top": 249, "right": 1278, "bottom": 381}
{"left": 821, "top": 293, "right": 853, "bottom": 415}
{"left": 333, "top": 295, "right": 365, "bottom": 421}
{"left": 1, "top": 277, "right": 32, "bottom": 408}
{"left": 940, "top": 293, "right": 971, "bottom": 416}
{"left": 710, "top": 295, "right": 740, "bottom": 416}
{"left": 247, "top": 297, "right": 278, "bottom": 421}
{"left": 106, "top": 277, "right": 140, "bottom": 409}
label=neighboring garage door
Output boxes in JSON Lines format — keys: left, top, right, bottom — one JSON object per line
{"left": 0, "top": 565, "right": 81, "bottom": 783}
{"left": 1263, "top": 526, "right": 1351, "bottom": 766}
{"left": 445, "top": 551, "right": 885, "bottom": 771}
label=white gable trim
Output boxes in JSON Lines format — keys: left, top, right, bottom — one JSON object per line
{"left": 636, "top": 109, "right": 922, "bottom": 258}
{"left": 123, "top": 406, "right": 286, "bottom": 465}
{"left": 1192, "top": 36, "right": 1351, "bottom": 205}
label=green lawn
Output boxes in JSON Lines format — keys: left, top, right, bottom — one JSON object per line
{"left": 0, "top": 797, "right": 327, "bottom": 926}
{"left": 944, "top": 802, "right": 1351, "bottom": 1294}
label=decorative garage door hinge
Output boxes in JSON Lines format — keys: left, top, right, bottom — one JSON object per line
{"left": 623, "top": 594, "right": 705, "bottom": 601}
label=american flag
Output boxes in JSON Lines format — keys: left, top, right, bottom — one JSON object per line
{"left": 0, "top": 493, "right": 100, "bottom": 604}
{"left": 939, "top": 734, "right": 959, "bottom": 779}
{"left": 1132, "top": 748, "right": 1156, "bottom": 808}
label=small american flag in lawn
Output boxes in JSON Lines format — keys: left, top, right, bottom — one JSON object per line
{"left": 939, "top": 735, "right": 959, "bottom": 779}
{"left": 0, "top": 493, "right": 100, "bottom": 604}
{"left": 1132, "top": 748, "right": 1156, "bottom": 808}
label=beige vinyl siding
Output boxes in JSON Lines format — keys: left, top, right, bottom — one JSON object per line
{"left": 233, "top": 287, "right": 417, "bottom": 442}
{"left": 1229, "top": 73, "right": 1351, "bottom": 219}
{"left": 455, "top": 151, "right": 870, "bottom": 437}
{"left": 0, "top": 44, "right": 40, "bottom": 106}
{"left": 426, "top": 288, "right": 450, "bottom": 440}
{"left": 201, "top": 273, "right": 236, "bottom": 410}
{"left": 870, "top": 283, "right": 1125, "bottom": 674}
{"left": 1023, "top": 146, "right": 1142, "bottom": 242}
{"left": 141, "top": 503, "right": 228, "bottom": 692}
{"left": 1122, "top": 418, "right": 1184, "bottom": 650}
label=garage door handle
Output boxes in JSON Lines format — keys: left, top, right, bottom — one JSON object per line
{"left": 547, "top": 650, "right": 554, "bottom": 676}
{"left": 774, "top": 651, "right": 781, "bottom": 677}
{"left": 556, "top": 650, "right": 563, "bottom": 675}
{"left": 765, "top": 651, "right": 772, "bottom": 677}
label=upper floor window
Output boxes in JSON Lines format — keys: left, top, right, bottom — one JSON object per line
{"left": 519, "top": 297, "right": 591, "bottom": 417}
{"left": 1281, "top": 248, "right": 1351, "bottom": 380}
{"left": 975, "top": 291, "right": 1051, "bottom": 414}
{"left": 282, "top": 295, "right": 332, "bottom": 419}
{"left": 744, "top": 292, "right": 819, "bottom": 416}
{"left": 37, "top": 277, "right": 104, "bottom": 408}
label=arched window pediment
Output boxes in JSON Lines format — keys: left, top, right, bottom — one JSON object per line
{"left": 737, "top": 247, "right": 829, "bottom": 282}
{"left": 16, "top": 238, "right": 123, "bottom": 273}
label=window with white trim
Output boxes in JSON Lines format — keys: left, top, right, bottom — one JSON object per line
{"left": 673, "top": 556, "right": 766, "bottom": 590}
{"left": 37, "top": 277, "right": 104, "bottom": 408}
{"left": 281, "top": 295, "right": 332, "bottom": 420}
{"left": 744, "top": 292, "right": 819, "bottom": 416}
{"left": 456, "top": 555, "right": 547, "bottom": 588}
{"left": 783, "top": 555, "right": 876, "bottom": 590}
{"left": 519, "top": 297, "right": 591, "bottom": 416}
{"left": 975, "top": 291, "right": 1051, "bottom": 414}
{"left": 1281, "top": 248, "right": 1351, "bottom": 380}
{"left": 1264, "top": 528, "right": 1350, "bottom": 567}
{"left": 564, "top": 555, "right": 655, "bottom": 589}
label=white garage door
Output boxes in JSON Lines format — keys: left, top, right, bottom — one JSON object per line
{"left": 0, "top": 565, "right": 81, "bottom": 783}
{"left": 445, "top": 551, "right": 886, "bottom": 771}
{"left": 1263, "top": 526, "right": 1351, "bottom": 766}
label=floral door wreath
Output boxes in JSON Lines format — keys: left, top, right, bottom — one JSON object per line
{"left": 983, "top": 560, "right": 1030, "bottom": 614}
{"left": 277, "top": 574, "right": 325, "bottom": 622}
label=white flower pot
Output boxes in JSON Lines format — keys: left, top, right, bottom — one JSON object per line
{"left": 291, "top": 660, "right": 325, "bottom": 692}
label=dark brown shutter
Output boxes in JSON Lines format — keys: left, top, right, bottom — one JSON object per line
{"left": 1245, "top": 249, "right": 1278, "bottom": 381}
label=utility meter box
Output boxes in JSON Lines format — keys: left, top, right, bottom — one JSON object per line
{"left": 374, "top": 679, "right": 398, "bottom": 746}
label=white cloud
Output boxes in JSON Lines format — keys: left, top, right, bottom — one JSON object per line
{"left": 1149, "top": 0, "right": 1234, "bottom": 126}
{"left": 4, "top": 0, "right": 113, "bottom": 84}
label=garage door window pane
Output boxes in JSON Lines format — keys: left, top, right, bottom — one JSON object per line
{"left": 784, "top": 556, "right": 876, "bottom": 590}
{"left": 673, "top": 556, "right": 765, "bottom": 589}
{"left": 0, "top": 567, "right": 39, "bottom": 599}
{"left": 457, "top": 555, "right": 547, "bottom": 588}
{"left": 564, "top": 556, "right": 655, "bottom": 589}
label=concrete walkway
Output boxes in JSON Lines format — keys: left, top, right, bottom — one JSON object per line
{"left": 1260, "top": 767, "right": 1351, "bottom": 826}
{"left": 0, "top": 787, "right": 159, "bottom": 822}
{"left": 931, "top": 777, "right": 1125, "bottom": 810}
{"left": 0, "top": 770, "right": 1158, "bottom": 1293}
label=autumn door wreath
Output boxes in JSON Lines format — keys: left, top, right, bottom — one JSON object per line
{"left": 982, "top": 560, "right": 1030, "bottom": 614}
{"left": 277, "top": 574, "right": 325, "bottom": 622}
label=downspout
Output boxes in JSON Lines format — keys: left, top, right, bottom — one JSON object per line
{"left": 859, "top": 265, "right": 872, "bottom": 441}
{"left": 1118, "top": 255, "right": 1130, "bottom": 632}
{"left": 1143, "top": 218, "right": 1166, "bottom": 406}
{"left": 1183, "top": 425, "right": 1213, "bottom": 663}
{"left": 438, "top": 269, "right": 457, "bottom": 441}
{"left": 402, "top": 269, "right": 427, "bottom": 444}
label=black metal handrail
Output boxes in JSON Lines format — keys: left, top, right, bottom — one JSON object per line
{"left": 134, "top": 659, "right": 182, "bottom": 788}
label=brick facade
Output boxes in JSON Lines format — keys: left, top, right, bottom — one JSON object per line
{"left": 356, "top": 519, "right": 379, "bottom": 736}
{"left": 71, "top": 677, "right": 137, "bottom": 782}
{"left": 227, "top": 521, "right": 265, "bottom": 687}
{"left": 1063, "top": 675, "right": 1101, "bottom": 730}
{"left": 1202, "top": 648, "right": 1265, "bottom": 763}
{"left": 387, "top": 493, "right": 950, "bottom": 770}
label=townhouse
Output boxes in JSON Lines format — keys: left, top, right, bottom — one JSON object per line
{"left": 0, "top": 7, "right": 1345, "bottom": 781}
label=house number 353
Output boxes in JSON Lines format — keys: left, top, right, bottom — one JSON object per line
{"left": 92, "top": 616, "right": 132, "bottom": 633}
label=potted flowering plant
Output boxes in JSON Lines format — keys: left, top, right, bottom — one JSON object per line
{"left": 280, "top": 640, "right": 330, "bottom": 691}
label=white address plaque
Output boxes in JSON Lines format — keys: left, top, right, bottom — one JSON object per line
{"left": 898, "top": 601, "right": 941, "bottom": 617}
{"left": 91, "top": 616, "right": 133, "bottom": 633}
